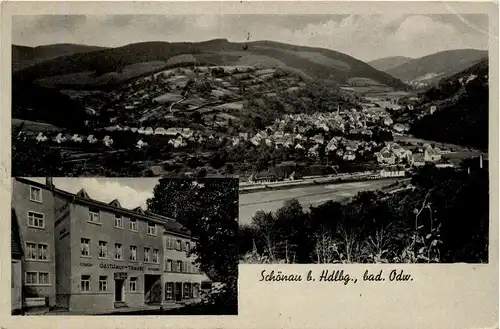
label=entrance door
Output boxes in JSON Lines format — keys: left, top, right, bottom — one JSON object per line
{"left": 115, "top": 279, "right": 124, "bottom": 302}
{"left": 175, "top": 282, "right": 182, "bottom": 301}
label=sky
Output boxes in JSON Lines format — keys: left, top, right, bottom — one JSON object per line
{"left": 29, "top": 177, "right": 160, "bottom": 209}
{"left": 12, "top": 14, "right": 489, "bottom": 61}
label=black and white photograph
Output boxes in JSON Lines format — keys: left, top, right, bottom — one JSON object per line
{"left": 10, "top": 13, "right": 490, "bottom": 266}
{"left": 11, "top": 177, "right": 238, "bottom": 315}
{"left": 11, "top": 14, "right": 488, "bottom": 180}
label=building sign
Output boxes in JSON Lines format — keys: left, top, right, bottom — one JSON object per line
{"left": 114, "top": 272, "right": 128, "bottom": 280}
{"left": 147, "top": 267, "right": 160, "bottom": 272}
{"left": 99, "top": 263, "right": 145, "bottom": 271}
{"left": 80, "top": 262, "right": 93, "bottom": 267}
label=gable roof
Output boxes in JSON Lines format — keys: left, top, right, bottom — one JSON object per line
{"left": 15, "top": 178, "right": 191, "bottom": 238}
{"left": 76, "top": 188, "right": 90, "bottom": 199}
{"left": 132, "top": 206, "right": 145, "bottom": 214}
{"left": 108, "top": 199, "right": 121, "bottom": 208}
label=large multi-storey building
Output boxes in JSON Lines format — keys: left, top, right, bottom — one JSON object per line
{"left": 12, "top": 178, "right": 211, "bottom": 313}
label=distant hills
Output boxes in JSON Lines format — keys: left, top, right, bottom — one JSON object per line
{"left": 368, "top": 56, "right": 412, "bottom": 71}
{"left": 12, "top": 39, "right": 408, "bottom": 90}
{"left": 12, "top": 43, "right": 108, "bottom": 72}
{"left": 409, "top": 58, "right": 488, "bottom": 150}
{"left": 384, "top": 49, "right": 488, "bottom": 87}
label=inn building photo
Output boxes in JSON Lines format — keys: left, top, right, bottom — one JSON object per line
{"left": 11, "top": 177, "right": 239, "bottom": 315}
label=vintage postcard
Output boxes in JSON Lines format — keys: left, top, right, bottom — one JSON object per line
{"left": 1, "top": 1, "right": 498, "bottom": 328}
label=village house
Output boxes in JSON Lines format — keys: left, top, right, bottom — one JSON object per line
{"left": 375, "top": 149, "right": 396, "bottom": 165}
{"left": 247, "top": 171, "right": 279, "bottom": 184}
{"left": 136, "top": 140, "right": 148, "bottom": 149}
{"left": 424, "top": 146, "right": 442, "bottom": 162}
{"left": 71, "top": 134, "right": 83, "bottom": 143}
{"left": 144, "top": 127, "right": 154, "bottom": 136}
{"left": 103, "top": 136, "right": 114, "bottom": 147}
{"left": 87, "top": 135, "right": 98, "bottom": 144}
{"left": 411, "top": 153, "right": 425, "bottom": 166}
{"left": 343, "top": 150, "right": 356, "bottom": 161}
{"left": 53, "top": 133, "right": 66, "bottom": 144}
{"left": 36, "top": 133, "right": 48, "bottom": 143}
{"left": 380, "top": 166, "right": 406, "bottom": 178}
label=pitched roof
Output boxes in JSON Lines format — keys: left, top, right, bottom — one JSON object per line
{"left": 76, "top": 188, "right": 90, "bottom": 199}
{"left": 15, "top": 178, "right": 191, "bottom": 238}
{"left": 108, "top": 199, "right": 122, "bottom": 208}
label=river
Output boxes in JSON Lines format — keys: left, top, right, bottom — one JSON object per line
{"left": 238, "top": 178, "right": 404, "bottom": 226}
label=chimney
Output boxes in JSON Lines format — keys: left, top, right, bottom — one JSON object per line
{"left": 45, "top": 177, "right": 54, "bottom": 189}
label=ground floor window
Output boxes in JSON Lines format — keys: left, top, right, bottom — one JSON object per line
{"left": 165, "top": 282, "right": 173, "bottom": 300}
{"left": 129, "top": 277, "right": 137, "bottom": 292}
{"left": 99, "top": 276, "right": 107, "bottom": 291}
{"left": 183, "top": 282, "right": 192, "bottom": 299}
{"left": 193, "top": 283, "right": 200, "bottom": 298}
{"left": 81, "top": 275, "right": 90, "bottom": 291}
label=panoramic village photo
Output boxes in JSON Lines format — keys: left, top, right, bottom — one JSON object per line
{"left": 11, "top": 12, "right": 489, "bottom": 269}
{"left": 11, "top": 177, "right": 239, "bottom": 315}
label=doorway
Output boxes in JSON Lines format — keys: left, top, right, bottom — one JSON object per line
{"left": 114, "top": 279, "right": 124, "bottom": 302}
{"left": 175, "top": 282, "right": 182, "bottom": 301}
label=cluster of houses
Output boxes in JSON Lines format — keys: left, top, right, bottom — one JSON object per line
{"left": 33, "top": 132, "right": 115, "bottom": 147}
{"left": 375, "top": 142, "right": 451, "bottom": 168}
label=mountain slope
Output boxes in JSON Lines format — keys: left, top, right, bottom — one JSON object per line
{"left": 409, "top": 58, "right": 488, "bottom": 150}
{"left": 386, "top": 49, "right": 488, "bottom": 86}
{"left": 12, "top": 44, "right": 108, "bottom": 72}
{"left": 368, "top": 56, "right": 412, "bottom": 71}
{"left": 13, "top": 39, "right": 408, "bottom": 90}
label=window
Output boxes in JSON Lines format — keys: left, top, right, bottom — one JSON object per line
{"left": 166, "top": 238, "right": 173, "bottom": 249}
{"left": 129, "top": 218, "right": 137, "bottom": 231}
{"left": 144, "top": 247, "right": 151, "bottom": 262}
{"left": 165, "top": 282, "right": 173, "bottom": 300}
{"left": 27, "top": 212, "right": 44, "bottom": 229}
{"left": 98, "top": 241, "right": 108, "bottom": 259}
{"left": 114, "top": 243, "right": 123, "bottom": 260}
{"left": 88, "top": 208, "right": 100, "bottom": 224}
{"left": 38, "top": 244, "right": 48, "bottom": 260}
{"left": 153, "top": 249, "right": 159, "bottom": 264}
{"left": 99, "top": 276, "right": 107, "bottom": 291}
{"left": 114, "top": 215, "right": 123, "bottom": 228}
{"left": 183, "top": 282, "right": 191, "bottom": 299}
{"left": 176, "top": 260, "right": 182, "bottom": 272}
{"left": 185, "top": 242, "right": 190, "bottom": 253}
{"left": 30, "top": 186, "right": 42, "bottom": 203}
{"left": 26, "top": 243, "right": 37, "bottom": 260}
{"left": 39, "top": 272, "right": 49, "bottom": 285}
{"left": 130, "top": 246, "right": 137, "bottom": 261}
{"left": 25, "top": 272, "right": 50, "bottom": 286}
{"left": 176, "top": 240, "right": 181, "bottom": 251}
{"left": 81, "top": 238, "right": 90, "bottom": 257}
{"left": 193, "top": 283, "right": 200, "bottom": 298}
{"left": 81, "top": 275, "right": 90, "bottom": 291}
{"left": 166, "top": 259, "right": 172, "bottom": 272}
{"left": 147, "top": 222, "right": 157, "bottom": 235}
{"left": 25, "top": 272, "right": 38, "bottom": 285}
{"left": 129, "top": 277, "right": 137, "bottom": 292}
